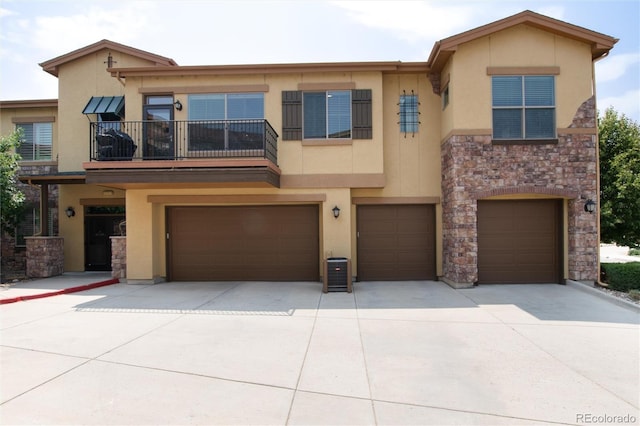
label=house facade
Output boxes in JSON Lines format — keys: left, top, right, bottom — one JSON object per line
{"left": 0, "top": 11, "right": 616, "bottom": 287}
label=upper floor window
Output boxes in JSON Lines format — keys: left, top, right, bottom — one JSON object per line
{"left": 492, "top": 76, "right": 555, "bottom": 140}
{"left": 282, "top": 89, "right": 371, "bottom": 141}
{"left": 187, "top": 93, "right": 265, "bottom": 151}
{"left": 399, "top": 94, "right": 419, "bottom": 134}
{"left": 16, "top": 122, "right": 52, "bottom": 161}
{"left": 303, "top": 91, "right": 351, "bottom": 139}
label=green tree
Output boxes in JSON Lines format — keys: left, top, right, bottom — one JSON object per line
{"left": 599, "top": 108, "right": 640, "bottom": 248}
{"left": 0, "top": 129, "right": 26, "bottom": 236}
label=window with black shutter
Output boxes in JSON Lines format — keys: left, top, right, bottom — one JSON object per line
{"left": 282, "top": 89, "right": 372, "bottom": 140}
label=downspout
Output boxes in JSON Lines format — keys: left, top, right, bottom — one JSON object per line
{"left": 592, "top": 51, "right": 608, "bottom": 284}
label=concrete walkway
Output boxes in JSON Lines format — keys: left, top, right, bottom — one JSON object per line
{"left": 1, "top": 278, "right": 638, "bottom": 425}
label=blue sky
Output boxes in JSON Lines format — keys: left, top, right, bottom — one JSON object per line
{"left": 1, "top": 0, "right": 638, "bottom": 122}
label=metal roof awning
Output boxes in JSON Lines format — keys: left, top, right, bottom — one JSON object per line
{"left": 82, "top": 96, "right": 124, "bottom": 117}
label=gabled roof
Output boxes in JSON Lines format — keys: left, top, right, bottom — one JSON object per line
{"left": 427, "top": 10, "right": 618, "bottom": 75}
{"left": 39, "top": 39, "right": 178, "bottom": 77}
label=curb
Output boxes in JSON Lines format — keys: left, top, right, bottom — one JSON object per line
{"left": 566, "top": 280, "right": 640, "bottom": 313}
{"left": 0, "top": 278, "right": 120, "bottom": 305}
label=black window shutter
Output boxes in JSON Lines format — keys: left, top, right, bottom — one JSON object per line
{"left": 352, "top": 89, "right": 372, "bottom": 139}
{"left": 282, "top": 91, "right": 302, "bottom": 140}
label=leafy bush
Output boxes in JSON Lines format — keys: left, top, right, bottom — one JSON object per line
{"left": 601, "top": 262, "right": 640, "bottom": 292}
{"left": 629, "top": 247, "right": 640, "bottom": 256}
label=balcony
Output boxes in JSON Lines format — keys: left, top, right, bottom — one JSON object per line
{"left": 84, "top": 119, "right": 281, "bottom": 188}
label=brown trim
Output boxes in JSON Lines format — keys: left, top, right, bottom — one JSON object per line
{"left": 110, "top": 61, "right": 427, "bottom": 78}
{"left": 139, "top": 84, "right": 269, "bottom": 94}
{"left": 281, "top": 174, "right": 385, "bottom": 189}
{"left": 79, "top": 198, "right": 125, "bottom": 206}
{"left": 352, "top": 196, "right": 441, "bottom": 205}
{"left": 558, "top": 127, "right": 597, "bottom": 135}
{"left": 301, "top": 139, "right": 353, "bottom": 146}
{"left": 492, "top": 139, "right": 558, "bottom": 145}
{"left": 86, "top": 167, "right": 280, "bottom": 187}
{"left": 474, "top": 186, "right": 578, "bottom": 200}
{"left": 440, "top": 129, "right": 492, "bottom": 144}
{"left": 12, "top": 116, "right": 55, "bottom": 123}
{"left": 83, "top": 158, "right": 280, "bottom": 172}
{"left": 148, "top": 193, "right": 326, "bottom": 204}
{"left": 19, "top": 174, "right": 85, "bottom": 185}
{"left": 40, "top": 39, "right": 177, "bottom": 76}
{"left": 297, "top": 82, "right": 356, "bottom": 91}
{"left": 487, "top": 66, "right": 560, "bottom": 75}
{"left": 0, "top": 99, "right": 58, "bottom": 109}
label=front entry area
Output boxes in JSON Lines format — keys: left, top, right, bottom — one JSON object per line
{"left": 167, "top": 205, "right": 319, "bottom": 281}
{"left": 477, "top": 199, "right": 562, "bottom": 284}
{"left": 85, "top": 206, "right": 125, "bottom": 271}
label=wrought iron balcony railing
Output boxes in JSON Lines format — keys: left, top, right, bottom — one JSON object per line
{"left": 89, "top": 119, "right": 278, "bottom": 165}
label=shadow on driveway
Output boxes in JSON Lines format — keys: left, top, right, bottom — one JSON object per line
{"left": 72, "top": 280, "right": 639, "bottom": 325}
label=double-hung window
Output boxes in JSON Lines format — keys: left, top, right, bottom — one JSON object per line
{"left": 399, "top": 94, "right": 419, "bottom": 134}
{"left": 15, "top": 122, "right": 53, "bottom": 161}
{"left": 303, "top": 91, "right": 351, "bottom": 139}
{"left": 492, "top": 76, "right": 555, "bottom": 140}
{"left": 188, "top": 93, "right": 264, "bottom": 151}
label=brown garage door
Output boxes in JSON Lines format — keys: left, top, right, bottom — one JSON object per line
{"left": 477, "top": 200, "right": 562, "bottom": 284}
{"left": 167, "top": 205, "right": 319, "bottom": 281}
{"left": 357, "top": 205, "right": 436, "bottom": 281}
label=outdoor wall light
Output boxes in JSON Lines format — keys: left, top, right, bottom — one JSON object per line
{"left": 584, "top": 199, "right": 596, "bottom": 214}
{"left": 332, "top": 206, "right": 341, "bottom": 219}
{"left": 65, "top": 206, "right": 76, "bottom": 218}
{"left": 174, "top": 100, "right": 183, "bottom": 111}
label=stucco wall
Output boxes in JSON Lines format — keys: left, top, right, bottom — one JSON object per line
{"left": 56, "top": 49, "right": 167, "bottom": 172}
{"left": 446, "top": 24, "right": 594, "bottom": 132}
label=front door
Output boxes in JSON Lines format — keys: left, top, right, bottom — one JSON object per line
{"left": 143, "top": 96, "right": 174, "bottom": 159}
{"left": 85, "top": 206, "right": 125, "bottom": 271}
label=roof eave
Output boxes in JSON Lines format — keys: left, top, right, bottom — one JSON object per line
{"left": 39, "top": 39, "right": 178, "bottom": 77}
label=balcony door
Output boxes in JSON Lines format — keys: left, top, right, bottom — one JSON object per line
{"left": 143, "top": 96, "right": 174, "bottom": 159}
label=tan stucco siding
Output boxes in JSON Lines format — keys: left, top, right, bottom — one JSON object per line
{"left": 124, "top": 187, "right": 352, "bottom": 280}
{"left": 0, "top": 106, "right": 58, "bottom": 161}
{"left": 59, "top": 185, "right": 125, "bottom": 271}
{"left": 446, "top": 24, "right": 595, "bottom": 131}
{"left": 56, "top": 50, "right": 170, "bottom": 173}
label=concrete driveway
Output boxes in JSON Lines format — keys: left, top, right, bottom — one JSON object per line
{"left": 1, "top": 278, "right": 638, "bottom": 425}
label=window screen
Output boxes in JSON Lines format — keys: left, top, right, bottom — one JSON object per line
{"left": 492, "top": 76, "right": 555, "bottom": 140}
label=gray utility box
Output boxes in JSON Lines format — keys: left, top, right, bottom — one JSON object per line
{"left": 323, "top": 257, "right": 352, "bottom": 293}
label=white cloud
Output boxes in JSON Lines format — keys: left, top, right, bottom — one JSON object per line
{"left": 30, "top": 2, "right": 152, "bottom": 55}
{"left": 596, "top": 53, "right": 640, "bottom": 84}
{"left": 330, "top": 0, "right": 481, "bottom": 42}
{"left": 598, "top": 89, "right": 640, "bottom": 123}
{"left": 0, "top": 7, "right": 16, "bottom": 19}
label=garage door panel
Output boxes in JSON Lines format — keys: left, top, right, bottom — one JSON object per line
{"left": 169, "top": 205, "right": 319, "bottom": 281}
{"left": 357, "top": 205, "right": 436, "bottom": 281}
{"left": 478, "top": 200, "right": 561, "bottom": 284}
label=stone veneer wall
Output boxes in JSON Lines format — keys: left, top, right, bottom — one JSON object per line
{"left": 110, "top": 236, "right": 126, "bottom": 279}
{"left": 441, "top": 97, "right": 599, "bottom": 286}
{"left": 26, "top": 236, "right": 64, "bottom": 278}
